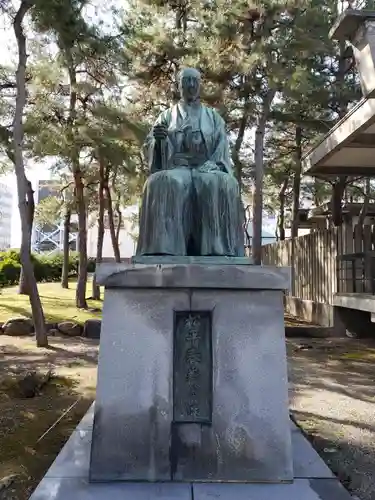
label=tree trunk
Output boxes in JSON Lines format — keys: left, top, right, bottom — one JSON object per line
{"left": 13, "top": 1, "right": 47, "bottom": 347}
{"left": 92, "top": 159, "right": 105, "bottom": 300}
{"left": 19, "top": 179, "right": 34, "bottom": 294}
{"left": 115, "top": 199, "right": 122, "bottom": 246}
{"left": 365, "top": 178, "right": 371, "bottom": 197}
{"left": 104, "top": 179, "right": 121, "bottom": 263}
{"left": 75, "top": 170, "right": 88, "bottom": 308}
{"left": 291, "top": 125, "right": 302, "bottom": 239}
{"left": 61, "top": 206, "right": 71, "bottom": 289}
{"left": 252, "top": 126, "right": 264, "bottom": 265}
{"left": 278, "top": 178, "right": 288, "bottom": 241}
{"left": 252, "top": 91, "right": 275, "bottom": 264}
{"left": 66, "top": 59, "right": 88, "bottom": 308}
{"left": 232, "top": 95, "right": 250, "bottom": 190}
{"left": 243, "top": 204, "right": 251, "bottom": 250}
{"left": 329, "top": 39, "right": 350, "bottom": 227}
{"left": 332, "top": 177, "right": 347, "bottom": 226}
{"left": 358, "top": 193, "right": 369, "bottom": 228}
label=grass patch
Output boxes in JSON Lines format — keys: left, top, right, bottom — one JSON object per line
{"left": 0, "top": 371, "right": 92, "bottom": 500}
{"left": 338, "top": 351, "right": 375, "bottom": 361}
{"left": 0, "top": 281, "right": 103, "bottom": 326}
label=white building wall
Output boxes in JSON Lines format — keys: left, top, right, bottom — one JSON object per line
{"left": 0, "top": 183, "right": 13, "bottom": 250}
{"left": 87, "top": 226, "right": 137, "bottom": 259}
{"left": 87, "top": 206, "right": 138, "bottom": 259}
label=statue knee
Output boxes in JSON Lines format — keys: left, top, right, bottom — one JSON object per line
{"left": 217, "top": 173, "right": 240, "bottom": 194}
{"left": 146, "top": 170, "right": 167, "bottom": 187}
{"left": 169, "top": 169, "right": 192, "bottom": 189}
{"left": 148, "top": 169, "right": 191, "bottom": 191}
{"left": 196, "top": 171, "right": 239, "bottom": 194}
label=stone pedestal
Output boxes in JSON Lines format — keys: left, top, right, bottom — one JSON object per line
{"left": 90, "top": 263, "right": 292, "bottom": 483}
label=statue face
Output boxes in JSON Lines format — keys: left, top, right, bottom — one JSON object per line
{"left": 179, "top": 75, "right": 200, "bottom": 102}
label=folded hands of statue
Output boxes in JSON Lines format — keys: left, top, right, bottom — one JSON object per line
{"left": 197, "top": 161, "right": 222, "bottom": 173}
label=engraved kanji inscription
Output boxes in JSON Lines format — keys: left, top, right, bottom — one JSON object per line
{"left": 173, "top": 311, "right": 212, "bottom": 423}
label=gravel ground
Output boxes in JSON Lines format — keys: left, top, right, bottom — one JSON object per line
{"left": 287, "top": 337, "right": 375, "bottom": 500}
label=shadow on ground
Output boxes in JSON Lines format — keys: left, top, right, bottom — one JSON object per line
{"left": 0, "top": 302, "right": 102, "bottom": 326}
{"left": 289, "top": 338, "right": 375, "bottom": 404}
{"left": 0, "top": 336, "right": 98, "bottom": 500}
{"left": 0, "top": 336, "right": 99, "bottom": 375}
{"left": 288, "top": 337, "right": 375, "bottom": 500}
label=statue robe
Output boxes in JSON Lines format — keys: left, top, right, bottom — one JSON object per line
{"left": 136, "top": 102, "right": 244, "bottom": 256}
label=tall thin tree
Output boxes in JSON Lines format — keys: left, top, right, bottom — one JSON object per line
{"left": 13, "top": 0, "right": 48, "bottom": 347}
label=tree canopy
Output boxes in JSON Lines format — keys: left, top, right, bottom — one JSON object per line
{"left": 0, "top": 0, "right": 368, "bottom": 339}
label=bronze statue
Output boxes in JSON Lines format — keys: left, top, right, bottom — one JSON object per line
{"left": 136, "top": 67, "right": 244, "bottom": 257}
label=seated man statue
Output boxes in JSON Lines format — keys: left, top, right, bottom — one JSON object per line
{"left": 136, "top": 67, "right": 244, "bottom": 257}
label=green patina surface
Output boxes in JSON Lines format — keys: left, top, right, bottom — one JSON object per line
{"left": 136, "top": 68, "right": 244, "bottom": 258}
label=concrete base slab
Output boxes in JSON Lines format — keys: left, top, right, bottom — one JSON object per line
{"left": 29, "top": 405, "right": 352, "bottom": 499}
{"left": 193, "top": 480, "right": 353, "bottom": 500}
{"left": 292, "top": 428, "right": 334, "bottom": 479}
{"left": 76, "top": 403, "right": 94, "bottom": 431}
{"left": 44, "top": 405, "right": 332, "bottom": 482}
{"left": 29, "top": 479, "right": 191, "bottom": 500}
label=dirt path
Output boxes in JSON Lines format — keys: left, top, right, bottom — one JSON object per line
{"left": 288, "top": 338, "right": 375, "bottom": 500}
{"left": 0, "top": 335, "right": 99, "bottom": 500}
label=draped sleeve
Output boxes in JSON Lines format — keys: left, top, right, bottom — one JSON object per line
{"left": 210, "top": 110, "right": 234, "bottom": 176}
{"left": 199, "top": 107, "right": 234, "bottom": 176}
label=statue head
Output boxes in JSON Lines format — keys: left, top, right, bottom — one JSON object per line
{"left": 178, "top": 67, "right": 201, "bottom": 103}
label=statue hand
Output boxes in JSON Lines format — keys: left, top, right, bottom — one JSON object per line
{"left": 198, "top": 161, "right": 221, "bottom": 173}
{"left": 153, "top": 123, "right": 168, "bottom": 140}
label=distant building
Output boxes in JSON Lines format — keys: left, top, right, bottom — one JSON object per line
{"left": 32, "top": 179, "right": 78, "bottom": 253}
{"left": 0, "top": 183, "right": 12, "bottom": 250}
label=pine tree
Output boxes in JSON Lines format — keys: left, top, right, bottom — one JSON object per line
{"left": 25, "top": 1, "right": 144, "bottom": 306}
{"left": 122, "top": 0, "right": 359, "bottom": 256}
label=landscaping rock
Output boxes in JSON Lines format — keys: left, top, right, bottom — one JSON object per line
{"left": 45, "top": 322, "right": 58, "bottom": 332}
{"left": 2, "top": 318, "right": 34, "bottom": 336}
{"left": 18, "top": 372, "right": 41, "bottom": 398}
{"left": 18, "top": 370, "right": 53, "bottom": 398}
{"left": 57, "top": 321, "right": 82, "bottom": 337}
{"left": 83, "top": 319, "right": 101, "bottom": 339}
{"left": 48, "top": 329, "right": 60, "bottom": 337}
{"left": 0, "top": 474, "right": 17, "bottom": 492}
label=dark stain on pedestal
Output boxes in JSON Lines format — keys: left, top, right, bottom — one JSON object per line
{"left": 89, "top": 402, "right": 171, "bottom": 482}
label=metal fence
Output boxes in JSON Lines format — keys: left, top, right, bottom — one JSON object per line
{"left": 336, "top": 252, "right": 375, "bottom": 294}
